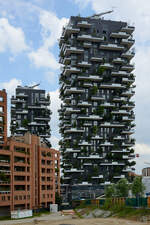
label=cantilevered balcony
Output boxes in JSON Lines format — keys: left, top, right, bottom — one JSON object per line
{"left": 110, "top": 32, "right": 129, "bottom": 38}
{"left": 92, "top": 175, "right": 103, "bottom": 179}
{"left": 101, "top": 161, "right": 125, "bottom": 166}
{"left": 112, "top": 109, "right": 129, "bottom": 115}
{"left": 121, "top": 64, "right": 134, "bottom": 72}
{"left": 121, "top": 38, "right": 135, "bottom": 47}
{"left": 77, "top": 34, "right": 104, "bottom": 42}
{"left": 65, "top": 148, "right": 81, "bottom": 153}
{"left": 78, "top": 61, "right": 92, "bottom": 67}
{"left": 90, "top": 56, "right": 103, "bottom": 62}
{"left": 113, "top": 136, "right": 125, "bottom": 140}
{"left": 91, "top": 94, "right": 105, "bottom": 101}
{"left": 78, "top": 155, "right": 103, "bottom": 159}
{"left": 79, "top": 141, "right": 91, "bottom": 146}
{"left": 100, "top": 122, "right": 124, "bottom": 128}
{"left": 99, "top": 63, "right": 113, "bottom": 69}
{"left": 100, "top": 43, "right": 124, "bottom": 51}
{"left": 83, "top": 42, "right": 92, "bottom": 48}
{"left": 64, "top": 87, "right": 85, "bottom": 95}
{"left": 78, "top": 75, "right": 103, "bottom": 82}
{"left": 122, "top": 50, "right": 135, "bottom": 59}
{"left": 16, "top": 93, "right": 28, "bottom": 98}
{"left": 91, "top": 135, "right": 103, "bottom": 140}
{"left": 113, "top": 58, "right": 125, "bottom": 64}
{"left": 113, "top": 175, "right": 125, "bottom": 179}
{"left": 11, "top": 98, "right": 25, "bottom": 103}
{"left": 16, "top": 110, "right": 28, "bottom": 114}
{"left": 64, "top": 107, "right": 81, "bottom": 115}
{"left": 64, "top": 168, "right": 84, "bottom": 173}
{"left": 64, "top": 128, "right": 84, "bottom": 133}
{"left": 122, "top": 77, "right": 135, "bottom": 83}
{"left": 121, "top": 25, "right": 135, "bottom": 34}
{"left": 78, "top": 101, "right": 91, "bottom": 107}
{"left": 100, "top": 83, "right": 125, "bottom": 89}
{"left": 64, "top": 46, "right": 84, "bottom": 56}
{"left": 63, "top": 57, "right": 71, "bottom": 65}
{"left": 122, "top": 116, "right": 134, "bottom": 121}
{"left": 77, "top": 115, "right": 102, "bottom": 120}
{"left": 121, "top": 129, "right": 134, "bottom": 135}
{"left": 77, "top": 21, "right": 91, "bottom": 28}
{"left": 112, "top": 71, "right": 130, "bottom": 77}
{"left": 121, "top": 90, "right": 135, "bottom": 97}
{"left": 63, "top": 66, "right": 80, "bottom": 76}
{"left": 100, "top": 141, "right": 113, "bottom": 146}
{"left": 63, "top": 26, "right": 80, "bottom": 36}
{"left": 101, "top": 102, "right": 115, "bottom": 107}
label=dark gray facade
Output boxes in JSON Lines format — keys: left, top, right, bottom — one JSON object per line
{"left": 59, "top": 15, "right": 136, "bottom": 201}
{"left": 11, "top": 85, "right": 51, "bottom": 144}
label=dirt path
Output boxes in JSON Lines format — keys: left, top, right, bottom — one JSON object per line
{"left": 0, "top": 212, "right": 150, "bottom": 225}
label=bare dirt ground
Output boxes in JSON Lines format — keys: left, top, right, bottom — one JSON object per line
{"left": 1, "top": 212, "right": 150, "bottom": 225}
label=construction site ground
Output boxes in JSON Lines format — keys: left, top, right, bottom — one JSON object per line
{"left": 0, "top": 211, "right": 150, "bottom": 225}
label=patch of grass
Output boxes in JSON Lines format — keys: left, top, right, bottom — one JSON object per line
{"left": 0, "top": 216, "right": 11, "bottom": 221}
{"left": 33, "top": 210, "right": 51, "bottom": 217}
{"left": 74, "top": 209, "right": 83, "bottom": 218}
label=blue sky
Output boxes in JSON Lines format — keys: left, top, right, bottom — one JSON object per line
{"left": 0, "top": 0, "right": 150, "bottom": 174}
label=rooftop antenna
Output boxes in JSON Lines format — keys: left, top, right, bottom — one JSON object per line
{"left": 29, "top": 83, "right": 40, "bottom": 89}
{"left": 90, "top": 10, "right": 113, "bottom": 19}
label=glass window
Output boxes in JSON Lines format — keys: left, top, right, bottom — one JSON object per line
{"left": 0, "top": 97, "right": 3, "bottom": 102}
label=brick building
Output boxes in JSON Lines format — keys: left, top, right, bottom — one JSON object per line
{"left": 0, "top": 89, "right": 7, "bottom": 145}
{"left": 0, "top": 89, "right": 60, "bottom": 216}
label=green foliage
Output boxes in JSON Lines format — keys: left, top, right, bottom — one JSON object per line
{"left": 55, "top": 192, "right": 62, "bottom": 205}
{"left": 131, "top": 177, "right": 145, "bottom": 197}
{"left": 92, "top": 126, "right": 98, "bottom": 135}
{"left": 97, "top": 66, "right": 106, "bottom": 75}
{"left": 97, "top": 106, "right": 104, "bottom": 115}
{"left": 105, "top": 184, "right": 116, "bottom": 198}
{"left": 116, "top": 178, "right": 129, "bottom": 197}
{"left": 91, "top": 86, "right": 98, "bottom": 95}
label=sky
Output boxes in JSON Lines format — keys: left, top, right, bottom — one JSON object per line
{"left": 0, "top": 0, "right": 150, "bottom": 174}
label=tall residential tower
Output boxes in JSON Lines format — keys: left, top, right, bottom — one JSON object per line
{"left": 11, "top": 85, "right": 51, "bottom": 145}
{"left": 59, "top": 15, "right": 135, "bottom": 201}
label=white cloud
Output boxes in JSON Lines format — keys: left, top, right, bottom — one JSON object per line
{"left": 51, "top": 135, "right": 59, "bottom": 150}
{"left": 0, "top": 18, "right": 28, "bottom": 55}
{"left": 45, "top": 71, "right": 56, "bottom": 84}
{"left": 39, "top": 10, "right": 69, "bottom": 48}
{"left": 0, "top": 78, "right": 22, "bottom": 96}
{"left": 28, "top": 9, "right": 68, "bottom": 70}
{"left": 28, "top": 48, "right": 59, "bottom": 70}
{"left": 49, "top": 89, "right": 61, "bottom": 149}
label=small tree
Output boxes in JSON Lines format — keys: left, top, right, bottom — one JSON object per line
{"left": 105, "top": 184, "right": 116, "bottom": 198}
{"left": 55, "top": 192, "right": 62, "bottom": 207}
{"left": 131, "top": 177, "right": 145, "bottom": 197}
{"left": 116, "top": 178, "right": 129, "bottom": 197}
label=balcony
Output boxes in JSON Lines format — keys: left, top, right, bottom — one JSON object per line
{"left": 101, "top": 162, "right": 125, "bottom": 166}
{"left": 122, "top": 50, "right": 135, "bottom": 59}
{"left": 121, "top": 65, "right": 134, "bottom": 72}
{"left": 63, "top": 66, "right": 80, "bottom": 76}
{"left": 110, "top": 32, "right": 129, "bottom": 38}
{"left": 122, "top": 116, "right": 134, "bottom": 121}
{"left": 113, "top": 136, "right": 125, "bottom": 140}
{"left": 112, "top": 109, "right": 129, "bottom": 115}
{"left": 100, "top": 122, "right": 124, "bottom": 128}
{"left": 101, "top": 102, "right": 115, "bottom": 107}
{"left": 28, "top": 122, "right": 46, "bottom": 126}
{"left": 11, "top": 98, "right": 25, "bottom": 103}
{"left": 64, "top": 46, "right": 84, "bottom": 56}
{"left": 90, "top": 56, "right": 103, "bottom": 62}
{"left": 77, "top": 34, "right": 104, "bottom": 42}
{"left": 64, "top": 107, "right": 80, "bottom": 114}
{"left": 64, "top": 168, "right": 84, "bottom": 173}
{"left": 16, "top": 93, "right": 28, "bottom": 98}
{"left": 121, "top": 38, "right": 135, "bottom": 47}
{"left": 63, "top": 26, "right": 80, "bottom": 36}
{"left": 83, "top": 42, "right": 92, "bottom": 48}
{"left": 16, "top": 110, "right": 28, "bottom": 114}
{"left": 121, "top": 90, "right": 135, "bottom": 97}
{"left": 91, "top": 135, "right": 103, "bottom": 140}
{"left": 83, "top": 82, "right": 93, "bottom": 87}
{"left": 114, "top": 175, "right": 125, "bottom": 179}
{"left": 121, "top": 25, "right": 135, "bottom": 34}
{"left": 100, "top": 141, "right": 113, "bottom": 146}
{"left": 77, "top": 21, "right": 91, "bottom": 28}
{"left": 78, "top": 61, "right": 91, "bottom": 67}
{"left": 63, "top": 57, "right": 71, "bottom": 65}
{"left": 77, "top": 115, "right": 102, "bottom": 120}
{"left": 112, "top": 71, "right": 130, "bottom": 77}
{"left": 91, "top": 94, "right": 105, "bottom": 101}
{"left": 112, "top": 97, "right": 127, "bottom": 102}
{"left": 79, "top": 141, "right": 91, "bottom": 146}
{"left": 78, "top": 75, "right": 103, "bottom": 82}
{"left": 99, "top": 63, "right": 113, "bottom": 69}
{"left": 64, "top": 87, "right": 85, "bottom": 95}
{"left": 64, "top": 128, "right": 84, "bottom": 134}
{"left": 121, "top": 129, "right": 134, "bottom": 135}
{"left": 34, "top": 117, "right": 50, "bottom": 121}
{"left": 16, "top": 127, "right": 28, "bottom": 131}
{"left": 92, "top": 175, "right": 103, "bottom": 179}
{"left": 113, "top": 57, "right": 125, "bottom": 64}
{"left": 78, "top": 101, "right": 91, "bottom": 107}
{"left": 100, "top": 43, "right": 124, "bottom": 51}
{"left": 78, "top": 155, "right": 103, "bottom": 159}
{"left": 122, "top": 77, "right": 134, "bottom": 83}
{"left": 100, "top": 83, "right": 124, "bottom": 89}
{"left": 65, "top": 148, "right": 81, "bottom": 153}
